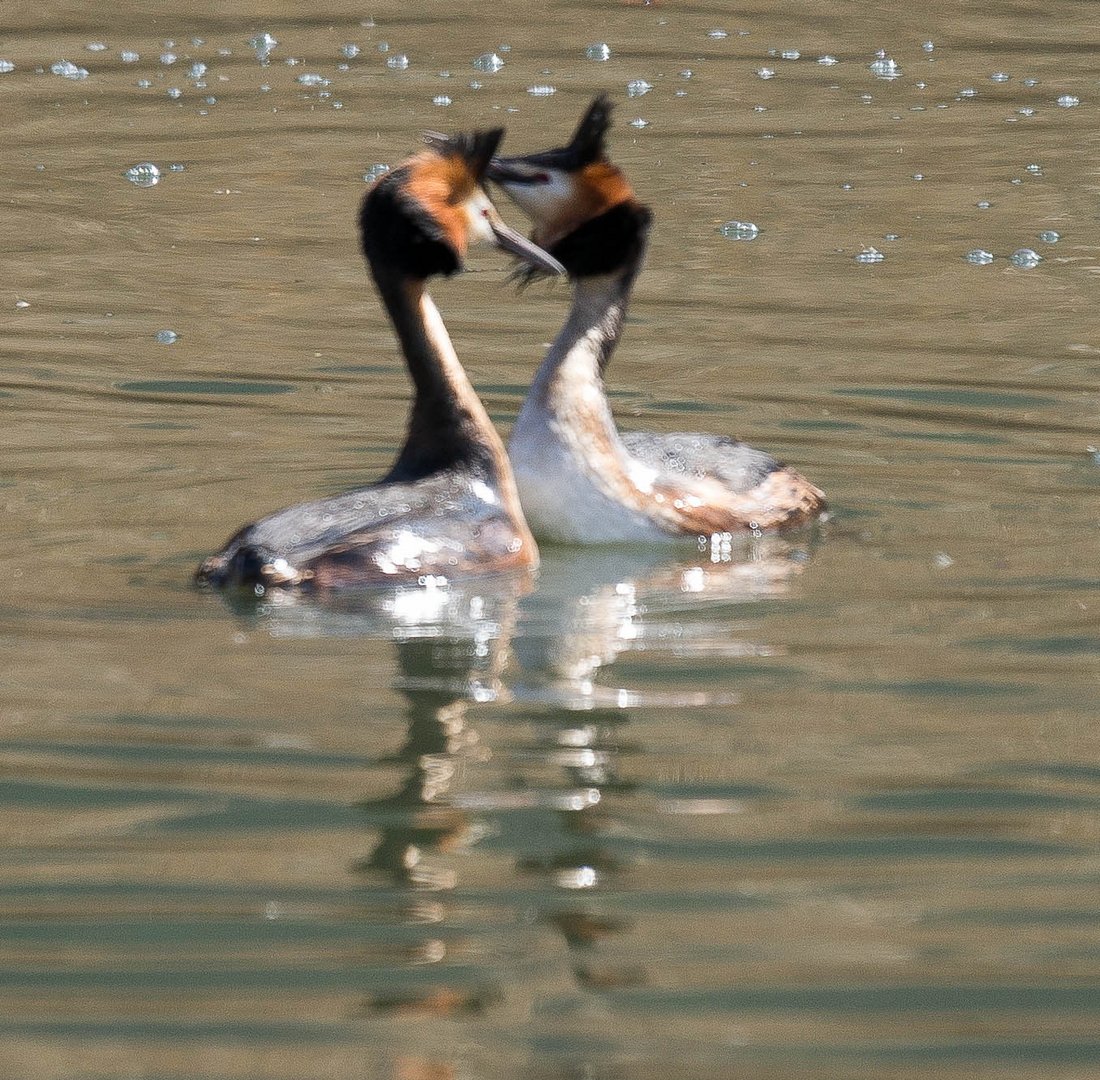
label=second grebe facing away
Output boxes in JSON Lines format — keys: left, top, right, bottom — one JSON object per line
{"left": 489, "top": 97, "right": 826, "bottom": 544}
{"left": 197, "top": 129, "right": 564, "bottom": 591}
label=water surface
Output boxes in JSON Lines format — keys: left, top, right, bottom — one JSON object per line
{"left": 3, "top": 2, "right": 1100, "bottom": 1078}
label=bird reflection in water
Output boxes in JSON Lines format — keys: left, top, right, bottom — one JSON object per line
{"left": 508, "top": 532, "right": 814, "bottom": 998}
{"left": 210, "top": 529, "right": 816, "bottom": 1069}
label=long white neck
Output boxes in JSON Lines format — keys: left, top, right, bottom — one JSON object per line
{"left": 520, "top": 272, "right": 633, "bottom": 436}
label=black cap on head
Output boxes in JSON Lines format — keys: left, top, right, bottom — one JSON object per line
{"left": 359, "top": 128, "right": 506, "bottom": 280}
{"left": 422, "top": 127, "right": 505, "bottom": 179}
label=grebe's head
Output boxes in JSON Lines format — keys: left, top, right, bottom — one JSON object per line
{"left": 360, "top": 128, "right": 564, "bottom": 281}
{"left": 487, "top": 95, "right": 652, "bottom": 279}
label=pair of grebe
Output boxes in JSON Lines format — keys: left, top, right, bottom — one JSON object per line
{"left": 197, "top": 100, "right": 824, "bottom": 591}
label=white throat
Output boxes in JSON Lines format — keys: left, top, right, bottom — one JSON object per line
{"left": 509, "top": 274, "right": 668, "bottom": 543}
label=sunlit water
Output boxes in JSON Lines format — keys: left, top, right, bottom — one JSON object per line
{"left": 4, "top": 2, "right": 1100, "bottom": 1078}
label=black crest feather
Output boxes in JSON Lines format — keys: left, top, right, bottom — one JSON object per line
{"left": 422, "top": 127, "right": 504, "bottom": 178}
{"left": 501, "top": 94, "right": 612, "bottom": 172}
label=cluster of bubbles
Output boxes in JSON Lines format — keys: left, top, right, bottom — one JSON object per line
{"left": 719, "top": 221, "right": 759, "bottom": 241}
{"left": 965, "top": 237, "right": 1058, "bottom": 269}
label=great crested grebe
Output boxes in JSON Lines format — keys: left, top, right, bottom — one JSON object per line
{"left": 488, "top": 96, "right": 826, "bottom": 544}
{"left": 197, "top": 128, "right": 564, "bottom": 590}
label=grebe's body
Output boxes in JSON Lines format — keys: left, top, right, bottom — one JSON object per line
{"left": 491, "top": 98, "right": 826, "bottom": 545}
{"left": 197, "top": 130, "right": 563, "bottom": 590}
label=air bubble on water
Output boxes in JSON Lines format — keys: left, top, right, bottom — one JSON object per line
{"left": 167, "top": 87, "right": 182, "bottom": 99}
{"left": 933, "top": 552, "right": 954, "bottom": 569}
{"left": 341, "top": 43, "right": 360, "bottom": 59}
{"left": 331, "top": 101, "right": 343, "bottom": 109}
{"left": 719, "top": 220, "right": 759, "bottom": 240}
{"left": 160, "top": 52, "right": 177, "bottom": 65}
{"left": 250, "top": 33, "right": 277, "bottom": 64}
{"left": 119, "top": 51, "right": 139, "bottom": 63}
{"left": 363, "top": 163, "right": 390, "bottom": 183}
{"left": 527, "top": 84, "right": 556, "bottom": 96}
{"left": 469, "top": 80, "right": 482, "bottom": 89}
{"left": 1025, "top": 163, "right": 1042, "bottom": 174}
{"left": 753, "top": 105, "right": 766, "bottom": 112}
{"left": 912, "top": 172, "right": 924, "bottom": 180}
{"left": 756, "top": 67, "right": 775, "bottom": 79}
{"left": 204, "top": 96, "right": 217, "bottom": 106}
{"left": 679, "top": 69, "right": 693, "bottom": 79}
{"left": 1056, "top": 94, "right": 1080, "bottom": 107}
{"left": 1023, "top": 77, "right": 1038, "bottom": 86}
{"left": 0, "top": 60, "right": 13, "bottom": 73}
{"left": 297, "top": 73, "right": 329, "bottom": 86}
{"left": 1017, "top": 107, "right": 1035, "bottom": 116}
{"left": 991, "top": 71, "right": 1010, "bottom": 82}
{"left": 977, "top": 200, "right": 991, "bottom": 209}
{"left": 85, "top": 42, "right": 108, "bottom": 52}
{"left": 855, "top": 247, "right": 884, "bottom": 263}
{"left": 124, "top": 162, "right": 160, "bottom": 186}
{"left": 965, "top": 249, "right": 994, "bottom": 265}
{"left": 707, "top": 29, "right": 729, "bottom": 39}
{"left": 958, "top": 87, "right": 977, "bottom": 98}
{"left": 840, "top": 182, "right": 853, "bottom": 190}
{"left": 885, "top": 233, "right": 900, "bottom": 241}
{"left": 386, "top": 54, "right": 409, "bottom": 70}
{"left": 817, "top": 55, "right": 838, "bottom": 65}
{"left": 869, "top": 56, "right": 901, "bottom": 79}
{"left": 169, "top": 163, "right": 184, "bottom": 172}
{"left": 781, "top": 49, "right": 800, "bottom": 60}
{"left": 1010, "top": 177, "right": 1023, "bottom": 185}
{"left": 1010, "top": 247, "right": 1042, "bottom": 268}
{"left": 922, "top": 41, "right": 935, "bottom": 52}
{"left": 16, "top": 300, "right": 29, "bottom": 308}
{"left": 627, "top": 79, "right": 652, "bottom": 97}
{"left": 1039, "top": 230, "right": 1060, "bottom": 244}
{"left": 51, "top": 60, "right": 89, "bottom": 80}
{"left": 377, "top": 42, "right": 390, "bottom": 53}
{"left": 630, "top": 117, "right": 649, "bottom": 127}
{"left": 154, "top": 329, "right": 178, "bottom": 344}
{"left": 432, "top": 95, "right": 451, "bottom": 106}
{"left": 585, "top": 43, "right": 611, "bottom": 61}
{"left": 473, "top": 52, "right": 504, "bottom": 73}
{"left": 136, "top": 79, "right": 152, "bottom": 88}
{"left": 188, "top": 62, "right": 207, "bottom": 79}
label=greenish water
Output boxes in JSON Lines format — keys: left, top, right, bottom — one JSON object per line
{"left": 3, "top": 2, "right": 1100, "bottom": 1078}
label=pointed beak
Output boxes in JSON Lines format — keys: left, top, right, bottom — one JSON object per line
{"left": 485, "top": 208, "right": 564, "bottom": 276}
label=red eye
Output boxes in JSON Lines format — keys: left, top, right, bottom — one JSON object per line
{"left": 535, "top": 172, "right": 551, "bottom": 183}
